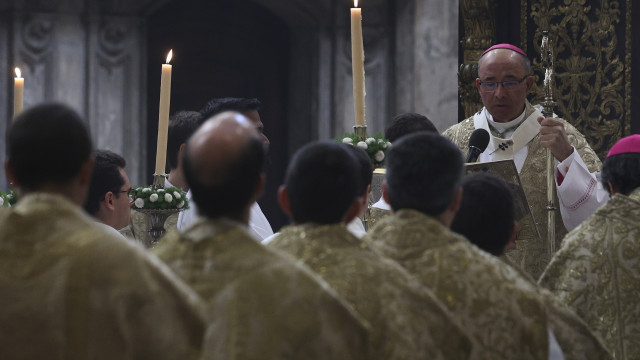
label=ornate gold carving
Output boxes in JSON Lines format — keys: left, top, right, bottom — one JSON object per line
{"left": 529, "top": 0, "right": 631, "bottom": 160}
{"left": 458, "top": 0, "right": 495, "bottom": 119}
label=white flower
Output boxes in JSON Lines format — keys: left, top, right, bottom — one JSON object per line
{"left": 375, "top": 150, "right": 385, "bottom": 162}
{"left": 0, "top": 197, "right": 4, "bottom": 207}
{"left": 164, "top": 193, "right": 173, "bottom": 203}
{"left": 157, "top": 189, "right": 165, "bottom": 192}
{"left": 173, "top": 191, "right": 181, "bottom": 199}
{"left": 134, "top": 198, "right": 145, "bottom": 208}
{"left": 149, "top": 194, "right": 159, "bottom": 202}
{"left": 384, "top": 142, "right": 391, "bottom": 149}
{"left": 142, "top": 187, "right": 151, "bottom": 193}
{"left": 366, "top": 137, "right": 375, "bottom": 144}
{"left": 357, "top": 141, "right": 368, "bottom": 150}
{"left": 377, "top": 139, "right": 384, "bottom": 143}
{"left": 177, "top": 201, "right": 185, "bottom": 209}
{"left": 342, "top": 137, "right": 353, "bottom": 144}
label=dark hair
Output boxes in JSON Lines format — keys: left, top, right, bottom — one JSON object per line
{"left": 199, "top": 98, "right": 261, "bottom": 121}
{"left": 285, "top": 142, "right": 360, "bottom": 224}
{"left": 84, "top": 150, "right": 127, "bottom": 215}
{"left": 7, "top": 103, "right": 92, "bottom": 190}
{"left": 385, "top": 132, "right": 463, "bottom": 216}
{"left": 183, "top": 137, "right": 265, "bottom": 219}
{"left": 385, "top": 113, "right": 438, "bottom": 143}
{"left": 601, "top": 153, "right": 640, "bottom": 196}
{"left": 167, "top": 111, "right": 201, "bottom": 170}
{"left": 344, "top": 144, "right": 373, "bottom": 195}
{"left": 451, "top": 173, "right": 514, "bottom": 255}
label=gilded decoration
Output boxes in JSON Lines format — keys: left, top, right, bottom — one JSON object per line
{"left": 526, "top": 0, "right": 631, "bottom": 160}
{"left": 459, "top": 0, "right": 495, "bottom": 119}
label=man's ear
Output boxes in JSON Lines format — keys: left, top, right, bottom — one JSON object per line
{"left": 525, "top": 75, "right": 535, "bottom": 93}
{"left": 608, "top": 181, "right": 617, "bottom": 196}
{"left": 449, "top": 187, "right": 463, "bottom": 214}
{"left": 104, "top": 192, "right": 116, "bottom": 210}
{"left": 252, "top": 173, "right": 266, "bottom": 202}
{"left": 382, "top": 180, "right": 390, "bottom": 205}
{"left": 5, "top": 159, "right": 17, "bottom": 187}
{"left": 177, "top": 143, "right": 187, "bottom": 167}
{"left": 475, "top": 78, "right": 482, "bottom": 92}
{"left": 277, "top": 185, "right": 292, "bottom": 216}
{"left": 504, "top": 222, "right": 518, "bottom": 253}
{"left": 77, "top": 157, "right": 94, "bottom": 188}
{"left": 342, "top": 197, "right": 363, "bottom": 224}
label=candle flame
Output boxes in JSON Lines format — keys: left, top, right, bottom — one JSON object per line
{"left": 354, "top": 0, "right": 358, "bottom": 7}
{"left": 166, "top": 50, "right": 173, "bottom": 64}
{"left": 15, "top": 67, "right": 21, "bottom": 78}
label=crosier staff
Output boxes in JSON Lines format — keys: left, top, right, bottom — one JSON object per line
{"left": 540, "top": 30, "right": 557, "bottom": 256}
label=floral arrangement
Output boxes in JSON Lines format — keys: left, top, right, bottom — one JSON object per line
{"left": 0, "top": 189, "right": 17, "bottom": 208}
{"left": 338, "top": 131, "right": 391, "bottom": 168}
{"left": 131, "top": 186, "right": 189, "bottom": 210}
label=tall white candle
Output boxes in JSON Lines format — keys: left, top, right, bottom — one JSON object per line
{"left": 351, "top": 0, "right": 366, "bottom": 127}
{"left": 13, "top": 67, "right": 24, "bottom": 119}
{"left": 155, "top": 50, "right": 173, "bottom": 176}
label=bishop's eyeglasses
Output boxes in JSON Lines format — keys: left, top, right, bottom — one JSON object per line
{"left": 478, "top": 75, "right": 530, "bottom": 92}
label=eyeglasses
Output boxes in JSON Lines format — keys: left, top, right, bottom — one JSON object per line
{"left": 478, "top": 76, "right": 530, "bottom": 92}
{"left": 118, "top": 188, "right": 136, "bottom": 200}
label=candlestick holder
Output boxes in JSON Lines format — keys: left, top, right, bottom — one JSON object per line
{"left": 354, "top": 125, "right": 367, "bottom": 141}
{"left": 136, "top": 172, "right": 182, "bottom": 247}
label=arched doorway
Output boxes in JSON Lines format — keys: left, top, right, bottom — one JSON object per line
{"left": 146, "top": 0, "right": 291, "bottom": 230}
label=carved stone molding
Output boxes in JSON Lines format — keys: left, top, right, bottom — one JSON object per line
{"left": 19, "top": 14, "right": 54, "bottom": 67}
{"left": 528, "top": 0, "right": 631, "bottom": 159}
{"left": 459, "top": 0, "right": 495, "bottom": 119}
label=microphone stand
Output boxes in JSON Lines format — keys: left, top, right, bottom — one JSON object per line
{"left": 541, "top": 31, "right": 557, "bottom": 256}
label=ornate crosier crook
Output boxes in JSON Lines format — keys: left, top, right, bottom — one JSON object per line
{"left": 540, "top": 30, "right": 557, "bottom": 256}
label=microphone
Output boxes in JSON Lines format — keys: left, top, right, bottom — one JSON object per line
{"left": 465, "top": 128, "right": 490, "bottom": 163}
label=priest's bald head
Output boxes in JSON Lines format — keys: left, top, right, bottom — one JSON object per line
{"left": 182, "top": 111, "right": 266, "bottom": 223}
{"left": 383, "top": 132, "right": 464, "bottom": 227}
{"left": 5, "top": 103, "right": 93, "bottom": 206}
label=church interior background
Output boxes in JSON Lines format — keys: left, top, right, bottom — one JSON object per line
{"left": 0, "top": 0, "right": 636, "bottom": 230}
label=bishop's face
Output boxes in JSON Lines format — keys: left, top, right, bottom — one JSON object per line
{"left": 476, "top": 49, "right": 534, "bottom": 123}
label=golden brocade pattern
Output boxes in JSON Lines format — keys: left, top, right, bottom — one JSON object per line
{"left": 0, "top": 193, "right": 206, "bottom": 360}
{"left": 269, "top": 223, "right": 473, "bottom": 360}
{"left": 153, "top": 219, "right": 370, "bottom": 360}
{"left": 443, "top": 102, "right": 601, "bottom": 279}
{"left": 500, "top": 257, "right": 613, "bottom": 360}
{"left": 365, "top": 210, "right": 549, "bottom": 360}
{"left": 540, "top": 188, "right": 640, "bottom": 360}
{"left": 367, "top": 207, "right": 390, "bottom": 229}
{"left": 527, "top": 0, "right": 631, "bottom": 159}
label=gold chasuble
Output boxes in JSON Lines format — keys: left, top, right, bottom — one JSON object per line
{"left": 500, "top": 258, "right": 613, "bottom": 360}
{"left": 0, "top": 193, "right": 206, "bottom": 360}
{"left": 540, "top": 188, "right": 640, "bottom": 360}
{"left": 153, "top": 218, "right": 370, "bottom": 360}
{"left": 269, "top": 223, "right": 474, "bottom": 360}
{"left": 443, "top": 101, "right": 601, "bottom": 279}
{"left": 365, "top": 210, "right": 549, "bottom": 360}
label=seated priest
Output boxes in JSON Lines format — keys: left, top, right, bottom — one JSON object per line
{"left": 443, "top": 43, "right": 605, "bottom": 279}
{"left": 540, "top": 134, "right": 640, "bottom": 359}
{"left": 451, "top": 173, "right": 613, "bottom": 360}
{"left": 365, "top": 132, "right": 559, "bottom": 359}
{"left": 268, "top": 141, "right": 473, "bottom": 360}
{"left": 83, "top": 149, "right": 133, "bottom": 238}
{"left": 153, "top": 112, "right": 370, "bottom": 360}
{"left": 0, "top": 103, "right": 206, "bottom": 359}
{"left": 369, "top": 112, "right": 438, "bottom": 228}
{"left": 177, "top": 97, "right": 273, "bottom": 240}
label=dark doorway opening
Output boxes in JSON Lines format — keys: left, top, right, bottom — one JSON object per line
{"left": 147, "top": 0, "right": 291, "bottom": 231}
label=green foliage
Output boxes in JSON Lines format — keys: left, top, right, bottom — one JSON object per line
{"left": 131, "top": 186, "right": 189, "bottom": 210}
{"left": 336, "top": 131, "right": 391, "bottom": 168}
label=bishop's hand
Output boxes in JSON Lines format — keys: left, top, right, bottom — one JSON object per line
{"left": 537, "top": 116, "right": 574, "bottom": 162}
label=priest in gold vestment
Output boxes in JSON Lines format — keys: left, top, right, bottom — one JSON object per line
{"left": 452, "top": 173, "right": 612, "bottom": 360}
{"left": 0, "top": 104, "right": 206, "bottom": 360}
{"left": 366, "top": 132, "right": 558, "bottom": 359}
{"left": 154, "top": 112, "right": 370, "bottom": 360}
{"left": 443, "top": 44, "right": 603, "bottom": 279}
{"left": 540, "top": 135, "right": 640, "bottom": 360}
{"left": 268, "top": 141, "right": 473, "bottom": 360}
